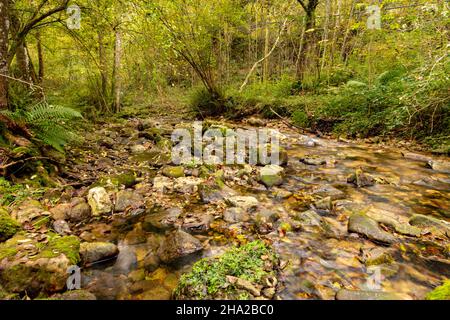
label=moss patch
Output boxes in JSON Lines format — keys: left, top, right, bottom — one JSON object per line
{"left": 39, "top": 234, "right": 81, "bottom": 265}
{"left": 426, "top": 280, "right": 450, "bottom": 300}
{"left": 174, "top": 240, "right": 279, "bottom": 300}
{"left": 0, "top": 208, "right": 21, "bottom": 242}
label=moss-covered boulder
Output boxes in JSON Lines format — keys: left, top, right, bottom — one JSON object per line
{"left": 426, "top": 280, "right": 450, "bottom": 300}
{"left": 348, "top": 213, "right": 396, "bottom": 244}
{"left": 174, "top": 241, "right": 280, "bottom": 300}
{"left": 0, "top": 208, "right": 21, "bottom": 242}
{"left": 0, "top": 233, "right": 80, "bottom": 297}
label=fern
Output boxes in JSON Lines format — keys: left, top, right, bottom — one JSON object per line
{"left": 0, "top": 102, "right": 82, "bottom": 152}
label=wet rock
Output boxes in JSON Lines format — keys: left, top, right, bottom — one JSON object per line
{"left": 199, "top": 181, "right": 236, "bottom": 204}
{"left": 82, "top": 270, "right": 128, "bottom": 300}
{"left": 52, "top": 290, "right": 97, "bottom": 300}
{"left": 115, "top": 190, "right": 144, "bottom": 212}
{"left": 141, "top": 287, "right": 171, "bottom": 300}
{"left": 295, "top": 210, "right": 334, "bottom": 235}
{"left": 157, "top": 230, "right": 203, "bottom": 264}
{"left": 173, "top": 177, "right": 204, "bottom": 194}
{"left": 402, "top": 152, "right": 430, "bottom": 162}
{"left": 87, "top": 187, "right": 112, "bottom": 216}
{"left": 225, "top": 196, "right": 259, "bottom": 210}
{"left": 262, "top": 287, "right": 276, "bottom": 299}
{"left": 348, "top": 213, "right": 396, "bottom": 244}
{"left": 428, "top": 160, "right": 450, "bottom": 173}
{"left": 226, "top": 276, "right": 261, "bottom": 297}
{"left": 361, "top": 247, "right": 393, "bottom": 266}
{"left": 314, "top": 197, "right": 333, "bottom": 211}
{"left": 143, "top": 206, "right": 182, "bottom": 232}
{"left": 53, "top": 220, "right": 72, "bottom": 236}
{"left": 0, "top": 208, "right": 20, "bottom": 242}
{"left": 259, "top": 165, "right": 284, "bottom": 188}
{"left": 153, "top": 176, "right": 173, "bottom": 193}
{"left": 79, "top": 242, "right": 119, "bottom": 265}
{"left": 162, "top": 166, "right": 185, "bottom": 178}
{"left": 11, "top": 200, "right": 48, "bottom": 225}
{"left": 336, "top": 289, "right": 411, "bottom": 300}
{"left": 300, "top": 157, "right": 326, "bottom": 166}
{"left": 50, "top": 203, "right": 72, "bottom": 221}
{"left": 0, "top": 234, "right": 80, "bottom": 296}
{"left": 409, "top": 214, "right": 450, "bottom": 237}
{"left": 347, "top": 169, "right": 375, "bottom": 188}
{"left": 143, "top": 253, "right": 160, "bottom": 272}
{"left": 223, "top": 207, "right": 250, "bottom": 223}
{"left": 312, "top": 185, "right": 345, "bottom": 200}
{"left": 182, "top": 213, "right": 213, "bottom": 234}
{"left": 367, "top": 210, "right": 422, "bottom": 237}
{"left": 272, "top": 188, "right": 292, "bottom": 199}
{"left": 68, "top": 198, "right": 92, "bottom": 222}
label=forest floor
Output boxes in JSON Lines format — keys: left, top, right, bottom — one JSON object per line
{"left": 1, "top": 103, "right": 450, "bottom": 300}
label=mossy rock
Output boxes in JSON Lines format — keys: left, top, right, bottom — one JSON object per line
{"left": 174, "top": 240, "right": 279, "bottom": 300}
{"left": 426, "top": 280, "right": 450, "bottom": 300}
{"left": 0, "top": 208, "right": 21, "bottom": 242}
{"left": 162, "top": 166, "right": 185, "bottom": 178}
{"left": 95, "top": 172, "right": 137, "bottom": 189}
{"left": 0, "top": 233, "right": 80, "bottom": 296}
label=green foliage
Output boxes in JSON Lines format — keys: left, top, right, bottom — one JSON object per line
{"left": 1, "top": 102, "right": 83, "bottom": 152}
{"left": 174, "top": 240, "right": 278, "bottom": 299}
{"left": 0, "top": 178, "right": 46, "bottom": 206}
{"left": 426, "top": 280, "right": 450, "bottom": 300}
{"left": 189, "top": 88, "right": 233, "bottom": 118}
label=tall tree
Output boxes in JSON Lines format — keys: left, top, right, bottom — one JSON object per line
{"left": 0, "top": 0, "right": 8, "bottom": 109}
{"left": 295, "top": 0, "right": 320, "bottom": 82}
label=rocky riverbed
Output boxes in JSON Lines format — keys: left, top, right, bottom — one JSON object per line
{"left": 0, "top": 114, "right": 449, "bottom": 300}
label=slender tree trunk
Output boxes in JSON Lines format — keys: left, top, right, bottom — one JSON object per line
{"left": 15, "top": 42, "right": 32, "bottom": 82}
{"left": 36, "top": 31, "right": 44, "bottom": 82}
{"left": 0, "top": 0, "right": 9, "bottom": 109}
{"left": 98, "top": 30, "right": 108, "bottom": 110}
{"left": 111, "top": 29, "right": 122, "bottom": 113}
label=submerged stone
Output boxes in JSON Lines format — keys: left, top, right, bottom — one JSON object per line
{"left": 157, "top": 230, "right": 203, "bottom": 264}
{"left": 79, "top": 242, "right": 119, "bottom": 265}
{"left": 348, "top": 213, "right": 396, "bottom": 244}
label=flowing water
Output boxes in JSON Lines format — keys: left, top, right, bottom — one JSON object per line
{"left": 79, "top": 121, "right": 450, "bottom": 300}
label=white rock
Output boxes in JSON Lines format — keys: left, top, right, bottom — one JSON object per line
{"left": 87, "top": 187, "right": 112, "bottom": 216}
{"left": 173, "top": 177, "right": 204, "bottom": 194}
{"left": 225, "top": 196, "right": 259, "bottom": 210}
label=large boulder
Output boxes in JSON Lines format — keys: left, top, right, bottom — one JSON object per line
{"left": 79, "top": 242, "right": 119, "bottom": 265}
{"left": 87, "top": 187, "right": 112, "bottom": 216}
{"left": 157, "top": 230, "right": 203, "bottom": 264}
{"left": 0, "top": 234, "right": 80, "bottom": 296}
{"left": 0, "top": 208, "right": 21, "bottom": 242}
{"left": 348, "top": 213, "right": 396, "bottom": 244}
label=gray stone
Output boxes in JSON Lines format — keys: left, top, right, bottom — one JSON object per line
{"left": 157, "top": 230, "right": 203, "bottom": 264}
{"left": 348, "top": 214, "right": 396, "bottom": 244}
{"left": 87, "top": 187, "right": 112, "bottom": 216}
{"left": 80, "top": 242, "right": 119, "bottom": 265}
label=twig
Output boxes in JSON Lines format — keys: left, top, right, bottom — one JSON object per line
{"left": 0, "top": 157, "right": 53, "bottom": 170}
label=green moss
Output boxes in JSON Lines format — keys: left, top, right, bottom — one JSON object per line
{"left": 174, "top": 240, "right": 278, "bottom": 300}
{"left": 39, "top": 234, "right": 81, "bottom": 265}
{"left": 426, "top": 280, "right": 450, "bottom": 300}
{"left": 0, "top": 208, "right": 21, "bottom": 242}
{"left": 162, "top": 166, "right": 185, "bottom": 178}
{"left": 95, "top": 172, "right": 137, "bottom": 188}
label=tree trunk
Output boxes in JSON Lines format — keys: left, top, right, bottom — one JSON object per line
{"left": 0, "top": 0, "right": 9, "bottom": 110}
{"left": 15, "top": 42, "right": 32, "bottom": 82}
{"left": 111, "top": 29, "right": 122, "bottom": 113}
{"left": 36, "top": 31, "right": 44, "bottom": 82}
{"left": 98, "top": 30, "right": 108, "bottom": 110}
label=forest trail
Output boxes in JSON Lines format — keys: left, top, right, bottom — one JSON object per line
{"left": 4, "top": 111, "right": 447, "bottom": 300}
